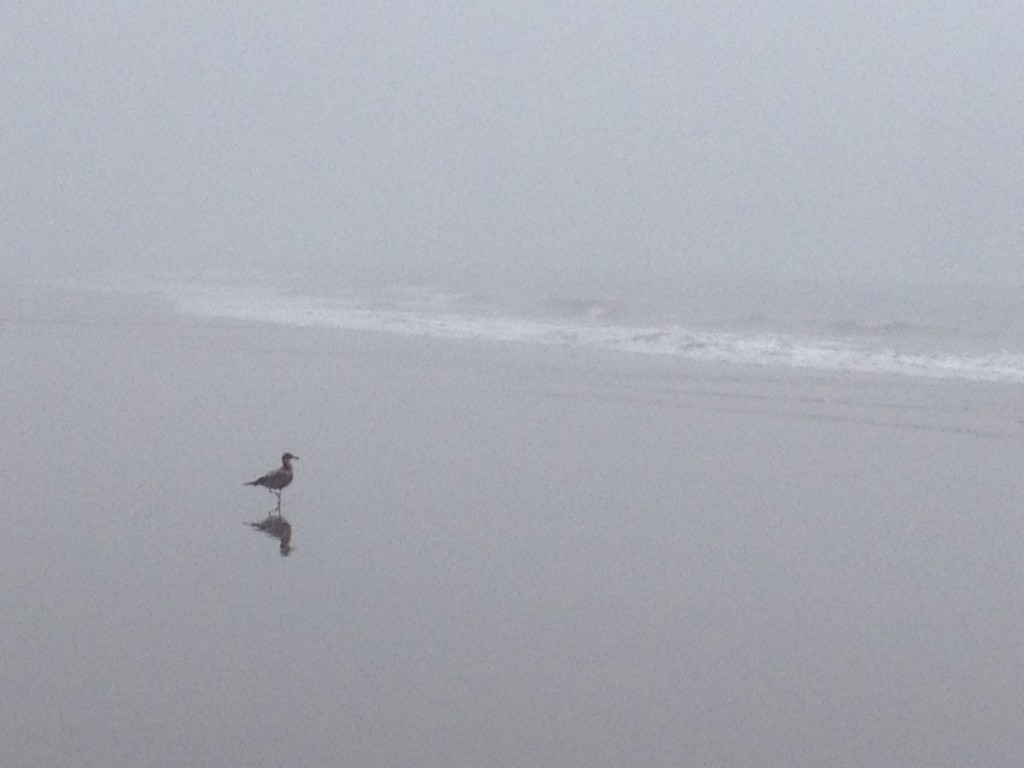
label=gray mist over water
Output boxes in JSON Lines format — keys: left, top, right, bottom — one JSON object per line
{"left": 5, "top": 5, "right": 1024, "bottom": 768}
{"left": 3, "top": 1, "right": 1024, "bottom": 296}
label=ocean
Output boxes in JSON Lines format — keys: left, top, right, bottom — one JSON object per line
{"left": 4, "top": 266, "right": 1024, "bottom": 766}
{"left": 16, "top": 267, "right": 1024, "bottom": 385}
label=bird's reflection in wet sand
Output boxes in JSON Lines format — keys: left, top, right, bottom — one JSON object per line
{"left": 247, "top": 513, "right": 293, "bottom": 556}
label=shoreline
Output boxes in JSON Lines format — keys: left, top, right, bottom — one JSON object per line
{"left": 3, "top": 280, "right": 1024, "bottom": 766}
{"left": 10, "top": 276, "right": 1024, "bottom": 385}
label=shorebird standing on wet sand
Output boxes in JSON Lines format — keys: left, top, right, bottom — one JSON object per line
{"left": 244, "top": 452, "right": 298, "bottom": 514}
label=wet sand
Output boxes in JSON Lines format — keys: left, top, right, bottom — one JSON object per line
{"left": 3, "top": 286, "right": 1024, "bottom": 767}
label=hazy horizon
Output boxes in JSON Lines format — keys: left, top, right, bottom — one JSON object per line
{"left": 5, "top": 5, "right": 1024, "bottom": 766}
{"left": 4, "top": 2, "right": 1023, "bottom": 291}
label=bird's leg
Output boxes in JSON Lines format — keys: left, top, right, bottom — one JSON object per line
{"left": 275, "top": 490, "right": 282, "bottom": 516}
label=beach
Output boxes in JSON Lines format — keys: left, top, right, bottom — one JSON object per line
{"left": 3, "top": 284, "right": 1024, "bottom": 767}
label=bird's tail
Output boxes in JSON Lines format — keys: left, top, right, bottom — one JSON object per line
{"left": 243, "top": 481, "right": 258, "bottom": 486}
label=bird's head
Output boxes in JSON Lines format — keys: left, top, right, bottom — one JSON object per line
{"left": 282, "top": 452, "right": 299, "bottom": 463}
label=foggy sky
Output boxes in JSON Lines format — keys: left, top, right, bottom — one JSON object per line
{"left": 3, "top": 1, "right": 1023, "bottom": 287}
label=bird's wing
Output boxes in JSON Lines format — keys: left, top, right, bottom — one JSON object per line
{"left": 245, "top": 467, "right": 274, "bottom": 485}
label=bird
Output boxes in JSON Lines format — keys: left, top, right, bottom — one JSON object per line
{"left": 244, "top": 452, "right": 298, "bottom": 514}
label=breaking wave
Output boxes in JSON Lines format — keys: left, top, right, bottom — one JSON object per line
{"left": 155, "top": 281, "right": 1024, "bottom": 385}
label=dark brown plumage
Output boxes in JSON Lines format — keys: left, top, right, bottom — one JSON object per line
{"left": 244, "top": 453, "right": 298, "bottom": 513}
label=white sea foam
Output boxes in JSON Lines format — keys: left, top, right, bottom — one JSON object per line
{"left": 145, "top": 279, "right": 1024, "bottom": 385}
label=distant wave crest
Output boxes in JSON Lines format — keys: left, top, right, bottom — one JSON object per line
{"left": 825, "top": 318, "right": 964, "bottom": 340}
{"left": 145, "top": 281, "right": 1024, "bottom": 385}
